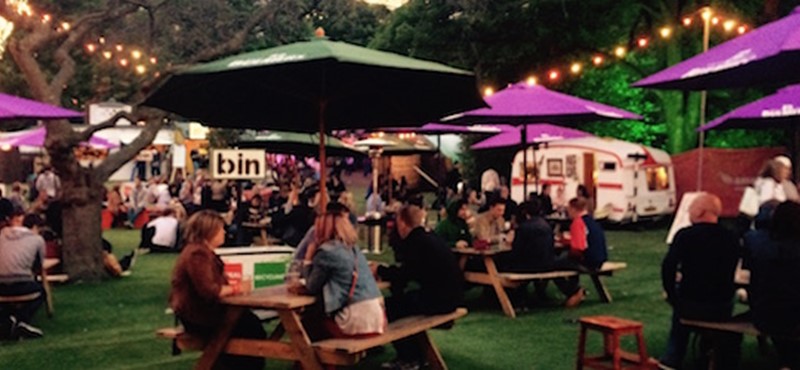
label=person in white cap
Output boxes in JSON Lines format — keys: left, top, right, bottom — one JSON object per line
{"left": 773, "top": 155, "right": 799, "bottom": 202}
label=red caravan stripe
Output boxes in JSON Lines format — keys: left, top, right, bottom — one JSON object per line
{"left": 597, "top": 183, "right": 623, "bottom": 189}
{"left": 511, "top": 178, "right": 566, "bottom": 185}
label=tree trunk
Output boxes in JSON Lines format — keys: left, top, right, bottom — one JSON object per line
{"left": 61, "top": 188, "right": 106, "bottom": 281}
{"left": 662, "top": 30, "right": 701, "bottom": 154}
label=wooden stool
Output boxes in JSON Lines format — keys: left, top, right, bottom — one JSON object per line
{"left": 576, "top": 315, "right": 656, "bottom": 370}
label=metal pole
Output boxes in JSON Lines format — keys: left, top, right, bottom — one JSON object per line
{"left": 318, "top": 102, "right": 328, "bottom": 210}
{"left": 521, "top": 125, "right": 528, "bottom": 200}
{"left": 696, "top": 7, "right": 711, "bottom": 191}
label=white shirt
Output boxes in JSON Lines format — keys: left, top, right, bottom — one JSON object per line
{"left": 147, "top": 216, "right": 179, "bottom": 248}
{"left": 754, "top": 177, "right": 786, "bottom": 204}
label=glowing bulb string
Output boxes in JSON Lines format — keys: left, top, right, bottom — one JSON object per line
{"left": 481, "top": 7, "right": 750, "bottom": 96}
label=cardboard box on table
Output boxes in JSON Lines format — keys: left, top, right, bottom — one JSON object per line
{"left": 216, "top": 246, "right": 295, "bottom": 290}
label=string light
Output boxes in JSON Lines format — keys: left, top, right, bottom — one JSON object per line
{"left": 60, "top": 22, "right": 70, "bottom": 31}
{"left": 682, "top": 17, "right": 692, "bottom": 26}
{"left": 637, "top": 38, "right": 649, "bottom": 48}
{"left": 135, "top": 65, "right": 146, "bottom": 74}
{"left": 659, "top": 27, "right": 672, "bottom": 39}
{"left": 115, "top": 44, "right": 123, "bottom": 52}
{"left": 569, "top": 63, "right": 582, "bottom": 74}
{"left": 701, "top": 8, "right": 712, "bottom": 21}
{"left": 592, "top": 55, "right": 604, "bottom": 66}
{"left": 483, "top": 87, "right": 494, "bottom": 96}
{"left": 131, "top": 50, "right": 142, "bottom": 59}
{"left": 85, "top": 43, "right": 96, "bottom": 53}
{"left": 41, "top": 14, "right": 50, "bottom": 23}
{"left": 119, "top": 58, "right": 129, "bottom": 67}
{"left": 723, "top": 20, "right": 736, "bottom": 32}
{"left": 526, "top": 76, "right": 537, "bottom": 85}
{"left": 102, "top": 51, "right": 112, "bottom": 59}
{"left": 711, "top": 17, "right": 720, "bottom": 26}
{"left": 98, "top": 37, "right": 105, "bottom": 44}
{"left": 737, "top": 25, "right": 747, "bottom": 34}
{"left": 614, "top": 46, "right": 626, "bottom": 58}
{"left": 548, "top": 70, "right": 560, "bottom": 81}
{"left": 149, "top": 57, "right": 157, "bottom": 65}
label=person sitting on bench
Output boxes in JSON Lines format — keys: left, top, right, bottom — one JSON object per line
{"left": 0, "top": 200, "right": 45, "bottom": 339}
{"left": 747, "top": 201, "right": 800, "bottom": 369}
{"left": 658, "top": 193, "right": 741, "bottom": 370}
{"left": 139, "top": 208, "right": 180, "bottom": 253}
{"left": 556, "top": 197, "right": 609, "bottom": 308}
{"left": 169, "top": 210, "right": 265, "bottom": 370}
{"left": 374, "top": 205, "right": 463, "bottom": 370}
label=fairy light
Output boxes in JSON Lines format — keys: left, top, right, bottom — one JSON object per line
{"left": 614, "top": 46, "right": 626, "bottom": 58}
{"left": 131, "top": 50, "right": 142, "bottom": 59}
{"left": 149, "top": 57, "right": 157, "bottom": 65}
{"left": 135, "top": 65, "right": 146, "bottom": 74}
{"left": 548, "top": 70, "right": 559, "bottom": 81}
{"left": 102, "top": 51, "right": 112, "bottom": 59}
{"left": 701, "top": 8, "right": 712, "bottom": 21}
{"left": 98, "top": 37, "right": 105, "bottom": 44}
{"left": 60, "top": 22, "right": 70, "bottom": 31}
{"left": 526, "top": 76, "right": 537, "bottom": 85}
{"left": 737, "top": 25, "right": 747, "bottom": 34}
{"left": 637, "top": 38, "right": 649, "bottom": 48}
{"left": 119, "top": 58, "right": 129, "bottom": 67}
{"left": 85, "top": 43, "right": 96, "bottom": 53}
{"left": 682, "top": 17, "right": 692, "bottom": 26}
{"left": 711, "top": 17, "right": 720, "bottom": 26}
{"left": 659, "top": 27, "right": 672, "bottom": 39}
{"left": 115, "top": 44, "right": 123, "bottom": 52}
{"left": 723, "top": 20, "right": 736, "bottom": 32}
{"left": 592, "top": 55, "right": 604, "bottom": 66}
{"left": 570, "top": 63, "right": 582, "bottom": 74}
{"left": 483, "top": 87, "right": 494, "bottom": 97}
{"left": 41, "top": 14, "right": 50, "bottom": 23}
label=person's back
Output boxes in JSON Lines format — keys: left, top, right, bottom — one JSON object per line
{"left": 0, "top": 226, "right": 45, "bottom": 282}
{"left": 664, "top": 223, "right": 738, "bottom": 304}
{"left": 567, "top": 198, "right": 608, "bottom": 270}
{"left": 510, "top": 215, "right": 554, "bottom": 272}
{"left": 579, "top": 214, "right": 608, "bottom": 269}
{"left": 145, "top": 215, "right": 180, "bottom": 250}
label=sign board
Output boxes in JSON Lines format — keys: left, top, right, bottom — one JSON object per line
{"left": 210, "top": 149, "right": 266, "bottom": 180}
{"left": 172, "top": 145, "right": 186, "bottom": 168}
{"left": 217, "top": 246, "right": 294, "bottom": 289}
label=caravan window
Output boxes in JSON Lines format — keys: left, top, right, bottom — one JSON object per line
{"left": 646, "top": 166, "right": 670, "bottom": 191}
{"left": 601, "top": 162, "right": 616, "bottom": 171}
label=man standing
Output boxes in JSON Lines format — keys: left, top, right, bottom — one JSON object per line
{"left": 0, "top": 200, "right": 46, "bottom": 339}
{"left": 658, "top": 193, "right": 741, "bottom": 370}
{"left": 375, "top": 205, "right": 463, "bottom": 370}
{"left": 34, "top": 166, "right": 60, "bottom": 200}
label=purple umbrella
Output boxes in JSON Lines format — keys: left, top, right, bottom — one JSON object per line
{"left": 380, "top": 123, "right": 502, "bottom": 135}
{"left": 0, "top": 126, "right": 119, "bottom": 149}
{"left": 445, "top": 82, "right": 640, "bottom": 195}
{"left": 472, "top": 124, "right": 593, "bottom": 150}
{"left": 700, "top": 84, "right": 800, "bottom": 130}
{"left": 445, "top": 82, "right": 642, "bottom": 124}
{"left": 0, "top": 93, "right": 83, "bottom": 120}
{"left": 634, "top": 6, "right": 800, "bottom": 90}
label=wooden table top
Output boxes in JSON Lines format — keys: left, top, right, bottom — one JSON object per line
{"left": 43, "top": 258, "right": 60, "bottom": 270}
{"left": 221, "top": 284, "right": 315, "bottom": 310}
{"left": 451, "top": 247, "right": 511, "bottom": 256}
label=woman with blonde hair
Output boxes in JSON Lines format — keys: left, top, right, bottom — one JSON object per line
{"left": 169, "top": 210, "right": 265, "bottom": 369}
{"left": 300, "top": 204, "right": 385, "bottom": 338}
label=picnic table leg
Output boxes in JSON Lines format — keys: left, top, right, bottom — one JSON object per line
{"left": 269, "top": 322, "right": 285, "bottom": 341}
{"left": 195, "top": 306, "right": 244, "bottom": 370}
{"left": 278, "top": 309, "right": 324, "bottom": 370}
{"left": 483, "top": 256, "right": 516, "bottom": 318}
{"left": 41, "top": 270, "right": 54, "bottom": 318}
{"left": 458, "top": 255, "right": 467, "bottom": 271}
{"left": 589, "top": 275, "right": 613, "bottom": 303}
{"left": 416, "top": 331, "right": 448, "bottom": 370}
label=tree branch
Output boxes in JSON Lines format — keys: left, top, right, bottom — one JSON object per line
{"left": 95, "top": 108, "right": 166, "bottom": 181}
{"left": 78, "top": 111, "right": 142, "bottom": 141}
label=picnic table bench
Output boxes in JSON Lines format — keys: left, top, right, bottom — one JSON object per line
{"left": 156, "top": 285, "right": 467, "bottom": 369}
{"left": 452, "top": 247, "right": 627, "bottom": 318}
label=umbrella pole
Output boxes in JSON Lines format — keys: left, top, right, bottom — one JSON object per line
{"left": 793, "top": 125, "right": 800, "bottom": 182}
{"left": 522, "top": 125, "right": 528, "bottom": 201}
{"left": 319, "top": 102, "right": 328, "bottom": 211}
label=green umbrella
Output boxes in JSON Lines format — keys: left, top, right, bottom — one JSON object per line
{"left": 235, "top": 130, "right": 365, "bottom": 157}
{"left": 144, "top": 30, "right": 484, "bottom": 207}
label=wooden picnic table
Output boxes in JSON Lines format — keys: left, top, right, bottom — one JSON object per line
{"left": 451, "top": 247, "right": 517, "bottom": 318}
{"left": 196, "top": 284, "right": 322, "bottom": 370}
{"left": 42, "top": 258, "right": 60, "bottom": 317}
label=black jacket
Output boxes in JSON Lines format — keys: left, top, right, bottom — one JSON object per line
{"left": 378, "top": 227, "right": 463, "bottom": 314}
{"left": 506, "top": 216, "right": 555, "bottom": 272}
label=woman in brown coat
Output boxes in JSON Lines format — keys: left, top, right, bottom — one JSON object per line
{"left": 169, "top": 210, "right": 265, "bottom": 369}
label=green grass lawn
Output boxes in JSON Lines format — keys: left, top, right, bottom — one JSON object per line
{"left": 0, "top": 226, "right": 782, "bottom": 369}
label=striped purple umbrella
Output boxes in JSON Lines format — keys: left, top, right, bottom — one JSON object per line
{"left": 472, "top": 124, "right": 593, "bottom": 149}
{"left": 0, "top": 93, "right": 83, "bottom": 120}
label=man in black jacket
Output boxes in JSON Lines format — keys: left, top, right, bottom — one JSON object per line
{"left": 375, "top": 205, "right": 463, "bottom": 370}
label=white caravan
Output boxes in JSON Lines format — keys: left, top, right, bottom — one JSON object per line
{"left": 510, "top": 137, "right": 676, "bottom": 222}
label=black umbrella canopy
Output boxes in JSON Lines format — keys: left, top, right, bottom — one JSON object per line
{"left": 143, "top": 35, "right": 485, "bottom": 131}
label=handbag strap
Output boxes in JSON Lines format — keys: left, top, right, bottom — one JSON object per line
{"left": 347, "top": 247, "right": 359, "bottom": 302}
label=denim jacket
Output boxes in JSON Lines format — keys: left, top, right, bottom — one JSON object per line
{"left": 306, "top": 240, "right": 381, "bottom": 315}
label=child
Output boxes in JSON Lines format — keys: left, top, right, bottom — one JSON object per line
{"left": 555, "top": 197, "right": 608, "bottom": 308}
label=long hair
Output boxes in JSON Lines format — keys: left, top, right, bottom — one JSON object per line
{"left": 314, "top": 208, "right": 358, "bottom": 247}
{"left": 183, "top": 210, "right": 225, "bottom": 246}
{"left": 758, "top": 159, "right": 780, "bottom": 181}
